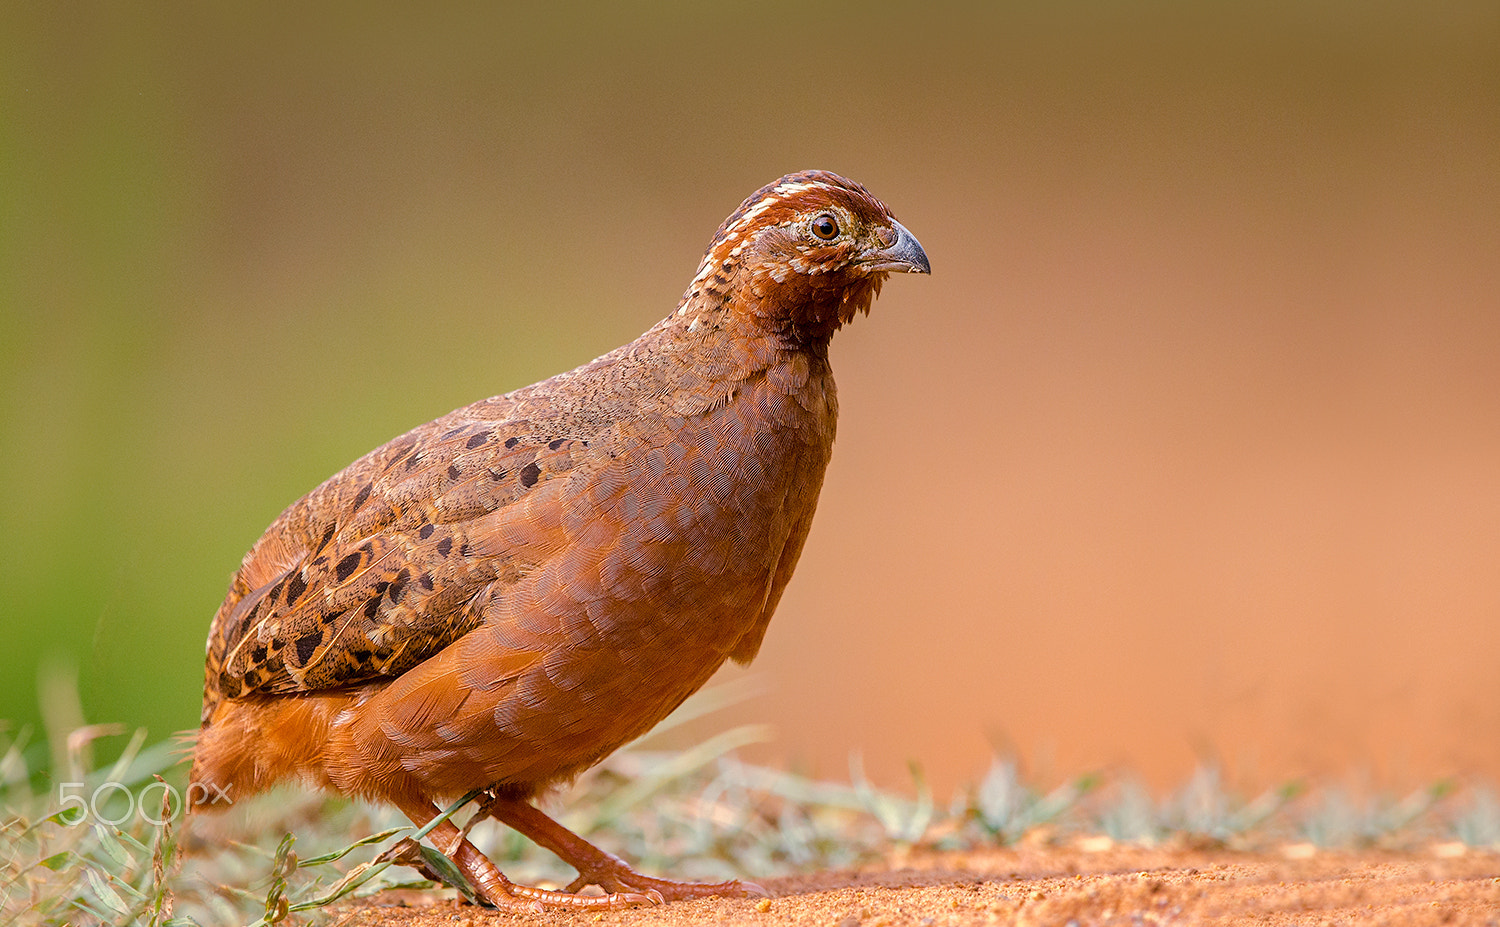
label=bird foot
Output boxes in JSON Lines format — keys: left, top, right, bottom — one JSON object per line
{"left": 476, "top": 793, "right": 767, "bottom": 903}
{"left": 474, "top": 881, "right": 657, "bottom": 912}
{"left": 386, "top": 795, "right": 659, "bottom": 912}
{"left": 563, "top": 862, "right": 768, "bottom": 903}
{"left": 380, "top": 835, "right": 653, "bottom": 911}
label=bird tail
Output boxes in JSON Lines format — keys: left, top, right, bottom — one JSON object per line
{"left": 186, "top": 697, "right": 331, "bottom": 813}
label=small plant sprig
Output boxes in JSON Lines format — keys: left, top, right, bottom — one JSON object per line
{"left": 1, "top": 728, "right": 192, "bottom": 927}
{"left": 248, "top": 792, "right": 478, "bottom": 925}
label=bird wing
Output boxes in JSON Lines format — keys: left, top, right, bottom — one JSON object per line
{"left": 204, "top": 402, "right": 597, "bottom": 709}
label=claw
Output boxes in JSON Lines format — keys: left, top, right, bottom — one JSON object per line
{"left": 475, "top": 883, "right": 656, "bottom": 911}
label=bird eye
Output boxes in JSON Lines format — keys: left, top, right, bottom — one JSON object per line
{"left": 809, "top": 213, "right": 840, "bottom": 241}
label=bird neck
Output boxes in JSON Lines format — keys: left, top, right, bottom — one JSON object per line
{"left": 671, "top": 262, "right": 879, "bottom": 353}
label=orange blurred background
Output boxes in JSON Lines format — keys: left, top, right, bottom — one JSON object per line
{"left": 2, "top": 3, "right": 1497, "bottom": 798}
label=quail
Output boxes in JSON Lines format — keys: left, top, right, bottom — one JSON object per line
{"left": 189, "top": 170, "right": 929, "bottom": 909}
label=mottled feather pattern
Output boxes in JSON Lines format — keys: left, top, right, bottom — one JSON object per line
{"left": 190, "top": 171, "right": 927, "bottom": 911}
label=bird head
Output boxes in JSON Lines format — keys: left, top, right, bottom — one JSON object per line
{"left": 681, "top": 171, "right": 930, "bottom": 345}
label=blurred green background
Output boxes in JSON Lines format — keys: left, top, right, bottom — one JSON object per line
{"left": 2, "top": 3, "right": 1497, "bottom": 795}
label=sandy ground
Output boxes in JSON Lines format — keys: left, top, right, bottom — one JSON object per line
{"left": 335, "top": 844, "right": 1500, "bottom": 927}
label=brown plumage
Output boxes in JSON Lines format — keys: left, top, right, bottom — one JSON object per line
{"left": 188, "top": 170, "right": 929, "bottom": 909}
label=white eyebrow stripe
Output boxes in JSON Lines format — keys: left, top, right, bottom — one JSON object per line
{"left": 773, "top": 181, "right": 818, "bottom": 196}
{"left": 734, "top": 195, "right": 778, "bottom": 227}
{"left": 683, "top": 178, "right": 837, "bottom": 293}
{"left": 730, "top": 180, "right": 830, "bottom": 232}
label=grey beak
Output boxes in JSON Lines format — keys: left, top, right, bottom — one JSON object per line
{"left": 868, "top": 220, "right": 931, "bottom": 274}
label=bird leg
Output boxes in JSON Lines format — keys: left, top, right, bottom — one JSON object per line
{"left": 389, "top": 793, "right": 656, "bottom": 911}
{"left": 480, "top": 793, "right": 769, "bottom": 902}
